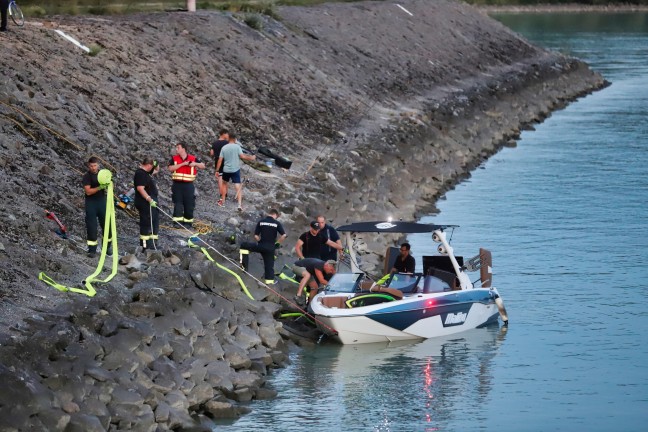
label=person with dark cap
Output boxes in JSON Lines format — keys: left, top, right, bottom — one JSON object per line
{"left": 168, "top": 142, "right": 205, "bottom": 227}
{"left": 295, "top": 220, "right": 344, "bottom": 260}
{"left": 134, "top": 158, "right": 160, "bottom": 251}
{"left": 240, "top": 209, "right": 287, "bottom": 285}
{"left": 82, "top": 156, "right": 110, "bottom": 258}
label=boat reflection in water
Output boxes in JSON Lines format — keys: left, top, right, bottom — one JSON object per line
{"left": 219, "top": 324, "right": 507, "bottom": 431}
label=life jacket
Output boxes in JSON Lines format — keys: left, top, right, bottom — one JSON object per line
{"left": 171, "top": 154, "right": 197, "bottom": 182}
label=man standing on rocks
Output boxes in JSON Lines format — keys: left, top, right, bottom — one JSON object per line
{"left": 292, "top": 258, "right": 337, "bottom": 306}
{"left": 240, "top": 209, "right": 287, "bottom": 285}
{"left": 295, "top": 221, "right": 344, "bottom": 260}
{"left": 134, "top": 158, "right": 160, "bottom": 251}
{"left": 209, "top": 128, "right": 229, "bottom": 206}
{"left": 317, "top": 215, "right": 342, "bottom": 262}
{"left": 215, "top": 133, "right": 255, "bottom": 211}
{"left": 168, "top": 143, "right": 205, "bottom": 228}
{"left": 82, "top": 156, "right": 108, "bottom": 258}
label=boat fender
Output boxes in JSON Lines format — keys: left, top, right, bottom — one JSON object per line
{"left": 491, "top": 292, "right": 509, "bottom": 325}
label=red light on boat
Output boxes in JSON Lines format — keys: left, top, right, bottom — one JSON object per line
{"left": 427, "top": 300, "right": 435, "bottom": 307}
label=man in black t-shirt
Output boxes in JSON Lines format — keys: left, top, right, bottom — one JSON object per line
{"left": 295, "top": 221, "right": 344, "bottom": 260}
{"left": 209, "top": 129, "right": 229, "bottom": 206}
{"left": 317, "top": 215, "right": 342, "bottom": 261}
{"left": 134, "top": 158, "right": 160, "bottom": 251}
{"left": 391, "top": 242, "right": 416, "bottom": 274}
{"left": 240, "top": 209, "right": 287, "bottom": 284}
{"left": 82, "top": 156, "right": 108, "bottom": 258}
{"left": 292, "top": 258, "right": 337, "bottom": 305}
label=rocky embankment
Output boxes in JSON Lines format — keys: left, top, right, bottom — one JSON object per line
{"left": 0, "top": 0, "right": 607, "bottom": 430}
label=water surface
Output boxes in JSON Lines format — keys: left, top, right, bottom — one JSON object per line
{"left": 219, "top": 13, "right": 648, "bottom": 431}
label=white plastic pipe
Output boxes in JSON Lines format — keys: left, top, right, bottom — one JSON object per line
{"left": 53, "top": 29, "right": 90, "bottom": 53}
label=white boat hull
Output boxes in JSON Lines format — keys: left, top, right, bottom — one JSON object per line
{"left": 311, "top": 289, "right": 501, "bottom": 345}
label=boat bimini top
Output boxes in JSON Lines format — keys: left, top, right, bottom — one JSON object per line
{"left": 336, "top": 221, "right": 458, "bottom": 234}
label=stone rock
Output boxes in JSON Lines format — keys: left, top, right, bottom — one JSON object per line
{"left": 111, "top": 387, "right": 145, "bottom": 406}
{"left": 193, "top": 334, "right": 225, "bottom": 362}
{"left": 167, "top": 406, "right": 197, "bottom": 430}
{"left": 186, "top": 382, "right": 215, "bottom": 408}
{"left": 223, "top": 343, "right": 252, "bottom": 370}
{"left": 62, "top": 401, "right": 80, "bottom": 414}
{"left": 155, "top": 401, "right": 170, "bottom": 423}
{"left": 77, "top": 398, "right": 111, "bottom": 429}
{"left": 203, "top": 400, "right": 240, "bottom": 419}
{"left": 234, "top": 325, "right": 262, "bottom": 350}
{"left": 255, "top": 387, "right": 278, "bottom": 400}
{"left": 169, "top": 336, "right": 194, "bottom": 363}
{"left": 165, "top": 389, "right": 190, "bottom": 411}
{"left": 258, "top": 324, "right": 282, "bottom": 349}
{"left": 85, "top": 366, "right": 113, "bottom": 383}
{"left": 36, "top": 408, "right": 71, "bottom": 431}
{"left": 64, "top": 413, "right": 105, "bottom": 432}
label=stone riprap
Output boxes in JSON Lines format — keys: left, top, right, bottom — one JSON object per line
{"left": 0, "top": 0, "right": 607, "bottom": 429}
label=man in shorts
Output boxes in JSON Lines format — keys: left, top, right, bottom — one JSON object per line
{"left": 292, "top": 258, "right": 337, "bottom": 306}
{"left": 216, "top": 133, "right": 255, "bottom": 211}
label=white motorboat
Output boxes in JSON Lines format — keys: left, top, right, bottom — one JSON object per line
{"left": 309, "top": 221, "right": 508, "bottom": 344}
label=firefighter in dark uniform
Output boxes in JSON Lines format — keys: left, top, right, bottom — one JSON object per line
{"left": 167, "top": 143, "right": 205, "bottom": 227}
{"left": 82, "top": 156, "right": 108, "bottom": 258}
{"left": 240, "top": 209, "right": 287, "bottom": 284}
{"left": 134, "top": 158, "right": 160, "bottom": 250}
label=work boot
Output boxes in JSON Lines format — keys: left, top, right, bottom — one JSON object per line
{"left": 293, "top": 295, "right": 305, "bottom": 307}
{"left": 87, "top": 246, "right": 97, "bottom": 258}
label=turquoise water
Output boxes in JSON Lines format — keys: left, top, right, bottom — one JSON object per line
{"left": 218, "top": 13, "right": 648, "bottom": 431}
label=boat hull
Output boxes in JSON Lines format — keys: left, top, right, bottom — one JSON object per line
{"left": 311, "top": 289, "right": 500, "bottom": 344}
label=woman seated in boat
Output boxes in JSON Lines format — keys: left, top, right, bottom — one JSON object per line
{"left": 391, "top": 242, "right": 416, "bottom": 274}
{"left": 292, "top": 258, "right": 337, "bottom": 306}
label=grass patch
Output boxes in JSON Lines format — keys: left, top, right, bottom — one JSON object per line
{"left": 243, "top": 13, "right": 263, "bottom": 30}
{"left": 87, "top": 44, "right": 103, "bottom": 56}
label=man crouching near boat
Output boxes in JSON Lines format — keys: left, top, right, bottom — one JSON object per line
{"left": 292, "top": 258, "right": 337, "bottom": 307}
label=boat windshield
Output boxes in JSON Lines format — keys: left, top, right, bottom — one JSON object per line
{"left": 325, "top": 273, "right": 364, "bottom": 293}
{"left": 386, "top": 273, "right": 422, "bottom": 293}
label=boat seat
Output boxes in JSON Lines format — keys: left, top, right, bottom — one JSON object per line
{"left": 359, "top": 285, "right": 404, "bottom": 300}
{"left": 320, "top": 296, "right": 349, "bottom": 309}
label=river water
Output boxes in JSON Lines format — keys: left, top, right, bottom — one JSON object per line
{"left": 217, "top": 13, "right": 648, "bottom": 431}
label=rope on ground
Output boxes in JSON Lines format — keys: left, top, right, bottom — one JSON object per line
{"left": 156, "top": 206, "right": 339, "bottom": 334}
{"left": 0, "top": 100, "right": 85, "bottom": 151}
{"left": 0, "top": 113, "right": 35, "bottom": 140}
{"left": 161, "top": 220, "right": 216, "bottom": 235}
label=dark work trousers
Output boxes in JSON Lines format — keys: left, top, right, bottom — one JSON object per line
{"left": 241, "top": 241, "right": 276, "bottom": 281}
{"left": 171, "top": 181, "right": 195, "bottom": 223}
{"left": 135, "top": 201, "right": 159, "bottom": 249}
{"left": 0, "top": 0, "right": 8, "bottom": 31}
{"left": 85, "top": 198, "right": 107, "bottom": 252}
